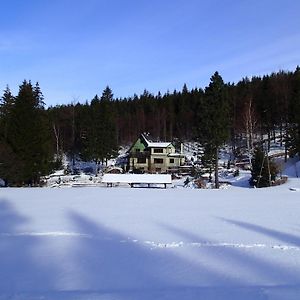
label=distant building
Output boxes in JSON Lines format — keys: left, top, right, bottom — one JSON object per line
{"left": 128, "top": 133, "right": 185, "bottom": 173}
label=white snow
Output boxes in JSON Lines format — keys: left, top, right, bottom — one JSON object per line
{"left": 283, "top": 156, "right": 300, "bottom": 178}
{"left": 1, "top": 177, "right": 300, "bottom": 299}
{"left": 146, "top": 141, "right": 172, "bottom": 148}
{"left": 141, "top": 133, "right": 173, "bottom": 148}
{"left": 102, "top": 174, "right": 172, "bottom": 184}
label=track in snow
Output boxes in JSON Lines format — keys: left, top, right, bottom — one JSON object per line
{"left": 1, "top": 231, "right": 299, "bottom": 252}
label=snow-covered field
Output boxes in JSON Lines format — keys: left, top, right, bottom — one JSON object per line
{"left": 1, "top": 178, "right": 300, "bottom": 299}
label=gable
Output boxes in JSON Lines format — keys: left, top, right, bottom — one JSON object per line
{"left": 129, "top": 133, "right": 175, "bottom": 153}
{"left": 129, "top": 137, "right": 147, "bottom": 153}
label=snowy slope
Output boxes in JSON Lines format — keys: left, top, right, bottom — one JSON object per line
{"left": 1, "top": 183, "right": 300, "bottom": 299}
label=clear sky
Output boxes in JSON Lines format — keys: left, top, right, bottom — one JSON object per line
{"left": 1, "top": 0, "right": 300, "bottom": 106}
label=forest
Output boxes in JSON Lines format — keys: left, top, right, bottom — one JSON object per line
{"left": 0, "top": 67, "right": 300, "bottom": 186}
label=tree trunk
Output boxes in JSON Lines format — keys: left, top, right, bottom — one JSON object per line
{"left": 53, "top": 123, "right": 60, "bottom": 158}
{"left": 215, "top": 146, "right": 219, "bottom": 189}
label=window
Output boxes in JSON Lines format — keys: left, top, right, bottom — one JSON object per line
{"left": 154, "top": 148, "right": 163, "bottom": 153}
{"left": 137, "top": 157, "right": 146, "bottom": 164}
{"left": 135, "top": 149, "right": 140, "bottom": 152}
{"left": 154, "top": 158, "right": 163, "bottom": 164}
{"left": 169, "top": 158, "right": 174, "bottom": 164}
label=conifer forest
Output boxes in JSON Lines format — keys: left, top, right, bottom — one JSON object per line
{"left": 1, "top": 67, "right": 300, "bottom": 185}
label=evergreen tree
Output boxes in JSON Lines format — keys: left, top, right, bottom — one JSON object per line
{"left": 0, "top": 85, "right": 15, "bottom": 140}
{"left": 250, "top": 147, "right": 278, "bottom": 188}
{"left": 98, "top": 86, "right": 118, "bottom": 164}
{"left": 2, "top": 67, "right": 298, "bottom": 185}
{"left": 287, "top": 66, "right": 300, "bottom": 157}
{"left": 0, "top": 86, "right": 18, "bottom": 184}
{"left": 7, "top": 81, "right": 52, "bottom": 185}
{"left": 81, "top": 94, "right": 100, "bottom": 161}
{"left": 83, "top": 86, "right": 118, "bottom": 167}
{"left": 196, "top": 72, "right": 230, "bottom": 188}
{"left": 201, "top": 143, "right": 215, "bottom": 182}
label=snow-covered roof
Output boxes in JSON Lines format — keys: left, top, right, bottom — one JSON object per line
{"left": 102, "top": 174, "right": 172, "bottom": 184}
{"left": 146, "top": 141, "right": 172, "bottom": 148}
{"left": 142, "top": 133, "right": 173, "bottom": 148}
{"left": 168, "top": 153, "right": 185, "bottom": 157}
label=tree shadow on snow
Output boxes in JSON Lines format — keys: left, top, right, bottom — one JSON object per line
{"left": 1, "top": 197, "right": 300, "bottom": 299}
{"left": 1, "top": 199, "right": 241, "bottom": 299}
{"left": 0, "top": 199, "right": 57, "bottom": 294}
{"left": 68, "top": 210, "right": 270, "bottom": 299}
{"left": 220, "top": 218, "right": 300, "bottom": 247}
{"left": 159, "top": 222, "right": 300, "bottom": 285}
{"left": 65, "top": 211, "right": 300, "bottom": 299}
{"left": 67, "top": 211, "right": 225, "bottom": 294}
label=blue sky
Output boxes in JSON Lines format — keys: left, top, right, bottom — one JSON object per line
{"left": 1, "top": 0, "right": 300, "bottom": 106}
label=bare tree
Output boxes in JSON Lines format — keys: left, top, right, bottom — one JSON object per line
{"left": 52, "top": 123, "right": 61, "bottom": 159}
{"left": 242, "top": 96, "right": 257, "bottom": 171}
{"left": 242, "top": 97, "right": 258, "bottom": 161}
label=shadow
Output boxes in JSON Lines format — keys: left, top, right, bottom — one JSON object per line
{"left": 2, "top": 198, "right": 250, "bottom": 298}
{"left": 0, "top": 200, "right": 27, "bottom": 232}
{"left": 68, "top": 211, "right": 214, "bottom": 289}
{"left": 229, "top": 173, "right": 252, "bottom": 188}
{"left": 68, "top": 211, "right": 263, "bottom": 297}
{"left": 220, "top": 218, "right": 300, "bottom": 247}
{"left": 68, "top": 211, "right": 164, "bottom": 290}
{"left": 159, "top": 222, "right": 300, "bottom": 286}
{"left": 0, "top": 199, "right": 57, "bottom": 293}
{"left": 1, "top": 196, "right": 300, "bottom": 299}
{"left": 67, "top": 211, "right": 300, "bottom": 299}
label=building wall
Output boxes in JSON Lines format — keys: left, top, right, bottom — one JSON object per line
{"left": 129, "top": 138, "right": 148, "bottom": 171}
{"left": 129, "top": 157, "right": 149, "bottom": 171}
{"left": 150, "top": 146, "right": 175, "bottom": 155}
{"left": 129, "top": 140, "right": 184, "bottom": 173}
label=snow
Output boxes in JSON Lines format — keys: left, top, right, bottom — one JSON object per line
{"left": 146, "top": 141, "right": 172, "bottom": 148}
{"left": 0, "top": 179, "right": 4, "bottom": 187}
{"left": 282, "top": 156, "right": 300, "bottom": 178}
{"left": 1, "top": 178, "right": 300, "bottom": 300}
{"left": 102, "top": 174, "right": 172, "bottom": 184}
{"left": 141, "top": 133, "right": 173, "bottom": 148}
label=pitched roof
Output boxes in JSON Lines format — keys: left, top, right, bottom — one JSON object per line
{"left": 141, "top": 133, "right": 173, "bottom": 148}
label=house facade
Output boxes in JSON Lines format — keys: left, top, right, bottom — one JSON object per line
{"left": 128, "top": 134, "right": 185, "bottom": 173}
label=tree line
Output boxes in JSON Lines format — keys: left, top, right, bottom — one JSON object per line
{"left": 1, "top": 67, "right": 300, "bottom": 186}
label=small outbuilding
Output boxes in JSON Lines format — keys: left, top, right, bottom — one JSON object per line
{"left": 102, "top": 173, "right": 172, "bottom": 188}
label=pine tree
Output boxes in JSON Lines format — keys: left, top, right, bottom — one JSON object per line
{"left": 287, "top": 66, "right": 300, "bottom": 157}
{"left": 201, "top": 143, "right": 215, "bottom": 182}
{"left": 8, "top": 81, "right": 52, "bottom": 185}
{"left": 83, "top": 86, "right": 118, "bottom": 167}
{"left": 0, "top": 86, "right": 18, "bottom": 184}
{"left": 0, "top": 85, "right": 15, "bottom": 140}
{"left": 196, "top": 72, "right": 230, "bottom": 188}
{"left": 98, "top": 86, "right": 118, "bottom": 164}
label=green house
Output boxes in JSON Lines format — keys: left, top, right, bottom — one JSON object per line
{"left": 128, "top": 133, "right": 185, "bottom": 173}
